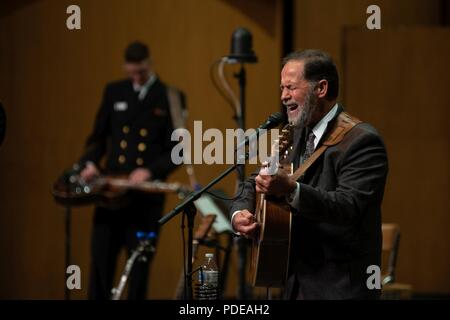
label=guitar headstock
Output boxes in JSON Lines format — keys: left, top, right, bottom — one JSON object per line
{"left": 278, "top": 124, "right": 293, "bottom": 161}
{"left": 262, "top": 123, "right": 293, "bottom": 176}
{"left": 270, "top": 124, "right": 293, "bottom": 164}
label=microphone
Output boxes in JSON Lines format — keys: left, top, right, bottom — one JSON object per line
{"left": 235, "top": 112, "right": 284, "bottom": 153}
{"left": 226, "top": 27, "right": 258, "bottom": 64}
{"left": 0, "top": 103, "right": 6, "bottom": 147}
{"left": 258, "top": 111, "right": 284, "bottom": 130}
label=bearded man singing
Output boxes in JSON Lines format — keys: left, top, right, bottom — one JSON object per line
{"left": 230, "top": 49, "right": 389, "bottom": 299}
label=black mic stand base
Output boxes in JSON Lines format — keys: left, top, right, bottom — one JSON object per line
{"left": 183, "top": 203, "right": 197, "bottom": 300}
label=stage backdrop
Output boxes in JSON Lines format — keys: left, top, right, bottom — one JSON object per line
{"left": 343, "top": 27, "right": 450, "bottom": 294}
{"left": 293, "top": 0, "right": 450, "bottom": 294}
{"left": 0, "top": 0, "right": 283, "bottom": 299}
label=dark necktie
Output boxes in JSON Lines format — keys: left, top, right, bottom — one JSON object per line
{"left": 135, "top": 89, "right": 141, "bottom": 101}
{"left": 302, "top": 131, "right": 316, "bottom": 163}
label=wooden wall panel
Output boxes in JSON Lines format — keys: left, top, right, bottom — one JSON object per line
{"left": 293, "top": 0, "right": 442, "bottom": 75}
{"left": 293, "top": 0, "right": 450, "bottom": 294}
{"left": 343, "top": 28, "right": 450, "bottom": 293}
{"left": 0, "top": 0, "right": 283, "bottom": 299}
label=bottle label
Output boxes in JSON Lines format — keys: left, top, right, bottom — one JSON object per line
{"left": 198, "top": 270, "right": 219, "bottom": 285}
{"left": 196, "top": 270, "right": 219, "bottom": 300}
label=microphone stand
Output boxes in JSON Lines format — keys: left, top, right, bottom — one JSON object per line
{"left": 159, "top": 163, "right": 239, "bottom": 300}
{"left": 233, "top": 64, "right": 250, "bottom": 299}
{"left": 158, "top": 127, "right": 266, "bottom": 300}
{"left": 235, "top": 65, "right": 246, "bottom": 135}
{"left": 234, "top": 64, "right": 247, "bottom": 179}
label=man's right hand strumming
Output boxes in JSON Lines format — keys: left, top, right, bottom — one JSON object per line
{"left": 232, "top": 209, "right": 259, "bottom": 239}
{"left": 80, "top": 162, "right": 100, "bottom": 182}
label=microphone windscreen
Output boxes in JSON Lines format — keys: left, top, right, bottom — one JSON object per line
{"left": 266, "top": 112, "right": 284, "bottom": 128}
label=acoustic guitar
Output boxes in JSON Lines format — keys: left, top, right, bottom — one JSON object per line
{"left": 251, "top": 124, "right": 294, "bottom": 288}
{"left": 250, "top": 112, "right": 362, "bottom": 287}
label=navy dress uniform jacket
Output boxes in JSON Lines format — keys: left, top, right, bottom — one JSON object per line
{"left": 80, "top": 77, "right": 185, "bottom": 180}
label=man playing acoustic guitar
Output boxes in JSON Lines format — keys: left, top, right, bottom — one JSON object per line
{"left": 231, "top": 50, "right": 388, "bottom": 299}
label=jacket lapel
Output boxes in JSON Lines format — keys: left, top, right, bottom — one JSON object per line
{"left": 139, "top": 77, "right": 164, "bottom": 107}
{"left": 126, "top": 78, "right": 165, "bottom": 124}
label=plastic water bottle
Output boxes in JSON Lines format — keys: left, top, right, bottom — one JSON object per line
{"left": 196, "top": 253, "right": 219, "bottom": 300}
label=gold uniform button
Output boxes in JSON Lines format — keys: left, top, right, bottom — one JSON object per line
{"left": 138, "top": 143, "right": 147, "bottom": 152}
{"left": 123, "top": 126, "right": 130, "bottom": 134}
{"left": 139, "top": 128, "right": 148, "bottom": 137}
{"left": 136, "top": 158, "right": 144, "bottom": 166}
{"left": 120, "top": 140, "right": 127, "bottom": 149}
{"left": 118, "top": 155, "right": 126, "bottom": 164}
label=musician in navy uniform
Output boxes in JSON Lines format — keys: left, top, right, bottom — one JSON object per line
{"left": 79, "top": 42, "right": 185, "bottom": 300}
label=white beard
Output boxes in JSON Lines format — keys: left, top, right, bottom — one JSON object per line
{"left": 288, "top": 87, "right": 317, "bottom": 129}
